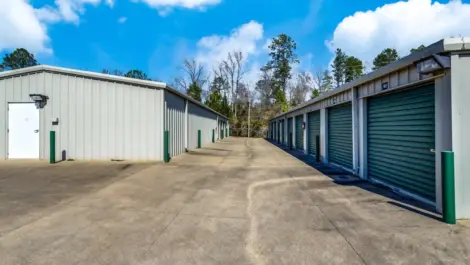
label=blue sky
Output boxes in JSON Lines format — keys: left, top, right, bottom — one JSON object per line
{"left": 2, "top": 0, "right": 470, "bottom": 85}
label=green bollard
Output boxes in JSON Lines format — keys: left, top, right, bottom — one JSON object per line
{"left": 442, "top": 151, "right": 456, "bottom": 224}
{"left": 212, "top": 129, "right": 215, "bottom": 143}
{"left": 50, "top": 131, "right": 56, "bottom": 164}
{"left": 198, "top": 130, "right": 201, "bottom": 148}
{"left": 164, "top": 131, "right": 170, "bottom": 163}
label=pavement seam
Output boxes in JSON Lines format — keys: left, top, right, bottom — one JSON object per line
{"left": 134, "top": 208, "right": 184, "bottom": 265}
{"left": 265, "top": 140, "right": 369, "bottom": 265}
{"left": 134, "top": 143, "right": 234, "bottom": 265}
{"left": 0, "top": 165, "right": 153, "bottom": 241}
{"left": 288, "top": 170, "right": 369, "bottom": 265}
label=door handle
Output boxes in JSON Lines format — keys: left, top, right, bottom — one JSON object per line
{"left": 34, "top": 129, "right": 39, "bottom": 133}
{"left": 430, "top": 149, "right": 435, "bottom": 153}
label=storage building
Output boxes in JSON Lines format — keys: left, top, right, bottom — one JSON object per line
{"left": 0, "top": 65, "right": 228, "bottom": 162}
{"left": 269, "top": 38, "right": 470, "bottom": 218}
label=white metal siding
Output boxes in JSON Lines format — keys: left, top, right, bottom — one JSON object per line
{"left": 0, "top": 72, "right": 163, "bottom": 161}
{"left": 188, "top": 102, "right": 217, "bottom": 149}
{"left": 451, "top": 53, "right": 470, "bottom": 218}
{"left": 164, "top": 91, "right": 186, "bottom": 157}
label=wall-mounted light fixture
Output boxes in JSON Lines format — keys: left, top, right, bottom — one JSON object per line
{"left": 29, "top": 94, "right": 49, "bottom": 109}
{"left": 417, "top": 54, "right": 451, "bottom": 74}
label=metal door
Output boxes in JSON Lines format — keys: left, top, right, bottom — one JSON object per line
{"left": 328, "top": 103, "right": 353, "bottom": 169}
{"left": 8, "top": 103, "right": 40, "bottom": 159}
{"left": 295, "top": 115, "right": 303, "bottom": 150}
{"left": 367, "top": 84, "right": 436, "bottom": 201}
{"left": 308, "top": 111, "right": 321, "bottom": 157}
{"left": 287, "top": 117, "right": 293, "bottom": 147}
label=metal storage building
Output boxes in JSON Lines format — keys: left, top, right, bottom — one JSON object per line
{"left": 269, "top": 38, "right": 470, "bottom": 219}
{"left": 0, "top": 65, "right": 228, "bottom": 162}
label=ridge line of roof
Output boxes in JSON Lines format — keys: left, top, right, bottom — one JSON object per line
{"left": 0, "top": 65, "right": 228, "bottom": 120}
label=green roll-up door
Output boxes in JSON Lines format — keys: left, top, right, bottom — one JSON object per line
{"left": 368, "top": 84, "right": 435, "bottom": 201}
{"left": 288, "top": 118, "right": 293, "bottom": 147}
{"left": 295, "top": 115, "right": 303, "bottom": 150}
{"left": 308, "top": 111, "right": 321, "bottom": 157}
{"left": 328, "top": 103, "right": 353, "bottom": 169}
{"left": 280, "top": 120, "right": 285, "bottom": 144}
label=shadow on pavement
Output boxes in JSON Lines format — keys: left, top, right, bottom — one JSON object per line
{"left": 266, "top": 138, "right": 443, "bottom": 222}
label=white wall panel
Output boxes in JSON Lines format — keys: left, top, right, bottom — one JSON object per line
{"left": 0, "top": 72, "right": 163, "bottom": 161}
{"left": 164, "top": 91, "right": 186, "bottom": 157}
{"left": 188, "top": 102, "right": 217, "bottom": 149}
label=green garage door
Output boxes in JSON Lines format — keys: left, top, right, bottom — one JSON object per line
{"left": 295, "top": 115, "right": 303, "bottom": 150}
{"left": 281, "top": 120, "right": 285, "bottom": 144}
{"left": 308, "top": 111, "right": 321, "bottom": 157}
{"left": 288, "top": 118, "right": 293, "bottom": 147}
{"left": 328, "top": 103, "right": 353, "bottom": 169}
{"left": 368, "top": 84, "right": 435, "bottom": 201}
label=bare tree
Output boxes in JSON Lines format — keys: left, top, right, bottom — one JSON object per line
{"left": 255, "top": 67, "right": 274, "bottom": 107}
{"left": 221, "top": 52, "right": 246, "bottom": 118}
{"left": 313, "top": 70, "right": 333, "bottom": 93}
{"left": 288, "top": 72, "right": 312, "bottom": 107}
{"left": 174, "top": 59, "right": 207, "bottom": 91}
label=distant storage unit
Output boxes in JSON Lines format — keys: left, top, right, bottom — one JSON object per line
{"left": 269, "top": 38, "right": 470, "bottom": 218}
{"left": 0, "top": 65, "right": 228, "bottom": 162}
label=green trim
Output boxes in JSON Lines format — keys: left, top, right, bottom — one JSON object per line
{"left": 164, "top": 131, "right": 170, "bottom": 163}
{"left": 50, "top": 131, "right": 55, "bottom": 164}
{"left": 442, "top": 151, "right": 456, "bottom": 224}
{"left": 198, "top": 130, "right": 202, "bottom": 148}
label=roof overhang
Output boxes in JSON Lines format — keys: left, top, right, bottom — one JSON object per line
{"left": 271, "top": 37, "right": 470, "bottom": 120}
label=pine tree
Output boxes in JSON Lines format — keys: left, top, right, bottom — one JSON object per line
{"left": 331, "top": 48, "right": 347, "bottom": 87}
{"left": 187, "top": 82, "right": 202, "bottom": 102}
{"left": 373, "top": 48, "right": 399, "bottom": 70}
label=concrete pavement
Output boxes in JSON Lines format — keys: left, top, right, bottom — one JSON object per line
{"left": 0, "top": 137, "right": 469, "bottom": 264}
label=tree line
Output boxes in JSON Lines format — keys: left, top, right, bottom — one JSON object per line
{"left": 173, "top": 34, "right": 426, "bottom": 137}
{"left": 2, "top": 41, "right": 427, "bottom": 138}
{"left": 0, "top": 48, "right": 155, "bottom": 82}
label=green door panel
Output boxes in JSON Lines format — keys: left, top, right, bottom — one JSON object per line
{"left": 295, "top": 115, "right": 304, "bottom": 150}
{"left": 367, "top": 84, "right": 436, "bottom": 201}
{"left": 308, "top": 111, "right": 321, "bottom": 157}
{"left": 288, "top": 118, "right": 293, "bottom": 147}
{"left": 328, "top": 103, "right": 353, "bottom": 169}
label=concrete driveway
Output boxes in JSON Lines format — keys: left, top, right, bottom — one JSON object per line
{"left": 0, "top": 138, "right": 469, "bottom": 265}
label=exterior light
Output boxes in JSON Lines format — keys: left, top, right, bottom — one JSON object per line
{"left": 417, "top": 54, "right": 450, "bottom": 74}
{"left": 29, "top": 94, "right": 49, "bottom": 109}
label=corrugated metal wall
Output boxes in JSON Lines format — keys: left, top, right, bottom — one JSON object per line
{"left": 164, "top": 91, "right": 186, "bottom": 158}
{"left": 0, "top": 72, "right": 163, "bottom": 161}
{"left": 188, "top": 101, "right": 217, "bottom": 149}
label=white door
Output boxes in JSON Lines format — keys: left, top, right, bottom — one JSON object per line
{"left": 8, "top": 103, "right": 40, "bottom": 159}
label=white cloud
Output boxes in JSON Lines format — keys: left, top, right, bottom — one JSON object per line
{"left": 106, "top": 0, "right": 115, "bottom": 7}
{"left": 196, "top": 21, "right": 264, "bottom": 69}
{"left": 1, "top": 0, "right": 109, "bottom": 54}
{"left": 0, "top": 0, "right": 51, "bottom": 53}
{"left": 35, "top": 6, "right": 63, "bottom": 23}
{"left": 118, "top": 17, "right": 128, "bottom": 23}
{"left": 54, "top": 0, "right": 102, "bottom": 24}
{"left": 327, "top": 0, "right": 470, "bottom": 62}
{"left": 133, "top": 0, "right": 221, "bottom": 15}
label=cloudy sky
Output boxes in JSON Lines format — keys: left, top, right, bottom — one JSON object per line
{"left": 2, "top": 0, "right": 470, "bottom": 83}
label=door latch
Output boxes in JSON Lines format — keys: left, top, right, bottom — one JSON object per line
{"left": 430, "top": 149, "right": 435, "bottom": 153}
{"left": 34, "top": 129, "right": 39, "bottom": 133}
